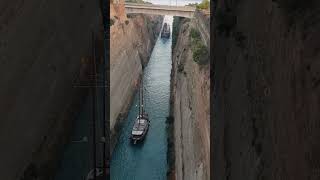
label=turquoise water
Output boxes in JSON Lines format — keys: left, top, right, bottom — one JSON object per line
{"left": 110, "top": 16, "right": 173, "bottom": 180}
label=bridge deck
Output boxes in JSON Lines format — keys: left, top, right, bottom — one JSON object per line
{"left": 124, "top": 3, "right": 196, "bottom": 12}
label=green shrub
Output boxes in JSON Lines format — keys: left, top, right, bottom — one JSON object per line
{"left": 190, "top": 28, "right": 201, "bottom": 39}
{"left": 196, "top": 0, "right": 210, "bottom": 10}
{"left": 192, "top": 42, "right": 208, "bottom": 65}
{"left": 189, "top": 28, "right": 208, "bottom": 65}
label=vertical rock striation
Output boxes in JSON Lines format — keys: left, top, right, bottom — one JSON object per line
{"left": 171, "top": 16, "right": 210, "bottom": 180}
{"left": 212, "top": 0, "right": 320, "bottom": 179}
{"left": 0, "top": 0, "right": 102, "bottom": 179}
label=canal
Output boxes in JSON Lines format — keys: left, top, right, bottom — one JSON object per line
{"left": 110, "top": 16, "right": 173, "bottom": 180}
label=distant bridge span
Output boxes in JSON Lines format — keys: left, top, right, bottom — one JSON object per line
{"left": 124, "top": 3, "right": 196, "bottom": 18}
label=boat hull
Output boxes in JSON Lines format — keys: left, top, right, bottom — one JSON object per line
{"left": 161, "top": 23, "right": 170, "bottom": 39}
{"left": 131, "top": 124, "right": 149, "bottom": 144}
{"left": 130, "top": 116, "right": 150, "bottom": 144}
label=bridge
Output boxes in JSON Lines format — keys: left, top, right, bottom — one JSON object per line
{"left": 124, "top": 3, "right": 196, "bottom": 18}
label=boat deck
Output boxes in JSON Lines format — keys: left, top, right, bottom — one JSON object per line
{"left": 132, "top": 118, "right": 148, "bottom": 135}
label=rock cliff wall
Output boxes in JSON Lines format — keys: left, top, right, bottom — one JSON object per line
{"left": 0, "top": 0, "right": 102, "bottom": 179}
{"left": 110, "top": 0, "right": 163, "bottom": 152}
{"left": 212, "top": 0, "right": 320, "bottom": 179}
{"left": 194, "top": 10, "right": 210, "bottom": 49}
{"left": 171, "top": 17, "right": 210, "bottom": 180}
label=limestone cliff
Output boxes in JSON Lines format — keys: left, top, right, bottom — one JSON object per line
{"left": 171, "top": 16, "right": 210, "bottom": 180}
{"left": 212, "top": 0, "right": 320, "bottom": 179}
{"left": 0, "top": 0, "right": 102, "bottom": 179}
{"left": 110, "top": 0, "right": 163, "bottom": 152}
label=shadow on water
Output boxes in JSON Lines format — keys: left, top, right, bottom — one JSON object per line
{"left": 161, "top": 38, "right": 169, "bottom": 44}
{"left": 129, "top": 138, "right": 147, "bottom": 148}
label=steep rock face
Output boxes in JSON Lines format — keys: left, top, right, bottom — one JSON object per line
{"left": 0, "top": 0, "right": 102, "bottom": 179}
{"left": 110, "top": 0, "right": 127, "bottom": 23}
{"left": 171, "top": 18, "right": 210, "bottom": 180}
{"left": 212, "top": 0, "right": 320, "bottom": 180}
{"left": 110, "top": 0, "right": 163, "bottom": 152}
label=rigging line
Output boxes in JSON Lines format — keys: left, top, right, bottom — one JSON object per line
{"left": 138, "top": 76, "right": 141, "bottom": 124}
{"left": 141, "top": 74, "right": 144, "bottom": 115}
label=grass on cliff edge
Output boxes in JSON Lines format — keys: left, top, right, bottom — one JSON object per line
{"left": 190, "top": 28, "right": 209, "bottom": 65}
{"left": 186, "top": 0, "right": 210, "bottom": 10}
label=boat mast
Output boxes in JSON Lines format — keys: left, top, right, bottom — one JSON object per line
{"left": 141, "top": 76, "right": 144, "bottom": 115}
{"left": 138, "top": 78, "right": 141, "bottom": 122}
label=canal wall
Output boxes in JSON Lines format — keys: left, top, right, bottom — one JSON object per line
{"left": 212, "top": 0, "right": 320, "bottom": 180}
{"left": 110, "top": 0, "right": 163, "bottom": 153}
{"left": 170, "top": 16, "right": 210, "bottom": 180}
{"left": 0, "top": 0, "right": 103, "bottom": 179}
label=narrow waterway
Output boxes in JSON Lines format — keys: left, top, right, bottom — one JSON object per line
{"left": 110, "top": 16, "right": 173, "bottom": 180}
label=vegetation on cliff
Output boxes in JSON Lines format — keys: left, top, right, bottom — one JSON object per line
{"left": 187, "top": 0, "right": 210, "bottom": 10}
{"left": 190, "top": 28, "right": 209, "bottom": 65}
{"left": 197, "top": 0, "right": 210, "bottom": 10}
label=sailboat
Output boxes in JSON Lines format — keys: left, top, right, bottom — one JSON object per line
{"left": 161, "top": 22, "right": 170, "bottom": 38}
{"left": 131, "top": 78, "right": 150, "bottom": 144}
